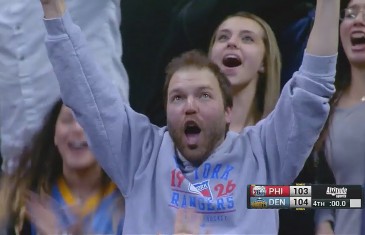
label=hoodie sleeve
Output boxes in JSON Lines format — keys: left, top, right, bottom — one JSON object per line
{"left": 43, "top": 10, "right": 162, "bottom": 196}
{"left": 257, "top": 53, "right": 336, "bottom": 184}
{"left": 315, "top": 209, "right": 335, "bottom": 229}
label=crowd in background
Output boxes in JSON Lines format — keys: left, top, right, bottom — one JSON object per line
{"left": 0, "top": 0, "right": 363, "bottom": 234}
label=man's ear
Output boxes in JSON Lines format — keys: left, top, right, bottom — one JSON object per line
{"left": 225, "top": 106, "right": 232, "bottom": 124}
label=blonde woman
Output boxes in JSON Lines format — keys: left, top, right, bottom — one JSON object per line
{"left": 209, "top": 11, "right": 281, "bottom": 131}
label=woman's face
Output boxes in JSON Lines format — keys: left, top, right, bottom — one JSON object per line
{"left": 340, "top": 0, "right": 365, "bottom": 65}
{"left": 54, "top": 105, "right": 97, "bottom": 171}
{"left": 210, "top": 16, "right": 266, "bottom": 91}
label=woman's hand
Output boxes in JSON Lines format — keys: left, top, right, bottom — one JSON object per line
{"left": 25, "top": 192, "right": 63, "bottom": 235}
{"left": 25, "top": 191, "right": 83, "bottom": 235}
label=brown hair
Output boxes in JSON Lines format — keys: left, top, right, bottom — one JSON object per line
{"left": 163, "top": 49, "right": 233, "bottom": 109}
{"left": 209, "top": 11, "right": 281, "bottom": 123}
{"left": 0, "top": 99, "right": 112, "bottom": 230}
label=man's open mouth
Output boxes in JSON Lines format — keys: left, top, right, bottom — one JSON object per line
{"left": 184, "top": 121, "right": 201, "bottom": 148}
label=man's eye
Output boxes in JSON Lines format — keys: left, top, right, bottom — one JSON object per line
{"left": 201, "top": 93, "right": 211, "bottom": 99}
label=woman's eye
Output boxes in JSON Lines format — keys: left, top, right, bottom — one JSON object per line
{"left": 172, "top": 96, "right": 182, "bottom": 102}
{"left": 217, "top": 34, "right": 229, "bottom": 41}
{"left": 242, "top": 36, "right": 254, "bottom": 42}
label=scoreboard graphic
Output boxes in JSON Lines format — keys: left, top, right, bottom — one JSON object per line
{"left": 247, "top": 184, "right": 363, "bottom": 209}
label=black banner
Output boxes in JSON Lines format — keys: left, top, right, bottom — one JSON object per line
{"left": 311, "top": 199, "right": 351, "bottom": 208}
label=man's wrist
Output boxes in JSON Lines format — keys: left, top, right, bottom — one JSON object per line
{"left": 41, "top": 1, "right": 66, "bottom": 19}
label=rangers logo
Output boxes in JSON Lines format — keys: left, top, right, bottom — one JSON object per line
{"left": 188, "top": 180, "right": 213, "bottom": 200}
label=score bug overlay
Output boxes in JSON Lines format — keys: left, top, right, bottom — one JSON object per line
{"left": 247, "top": 184, "right": 363, "bottom": 210}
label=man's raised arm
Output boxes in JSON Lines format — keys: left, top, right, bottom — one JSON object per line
{"left": 39, "top": 0, "right": 162, "bottom": 196}
{"left": 255, "top": 0, "right": 340, "bottom": 184}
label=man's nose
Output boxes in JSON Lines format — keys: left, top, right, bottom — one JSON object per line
{"left": 185, "top": 97, "right": 198, "bottom": 114}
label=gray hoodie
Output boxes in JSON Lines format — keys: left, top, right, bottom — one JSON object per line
{"left": 44, "top": 11, "right": 336, "bottom": 234}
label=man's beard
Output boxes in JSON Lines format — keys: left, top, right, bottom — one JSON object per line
{"left": 167, "top": 123, "right": 225, "bottom": 167}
